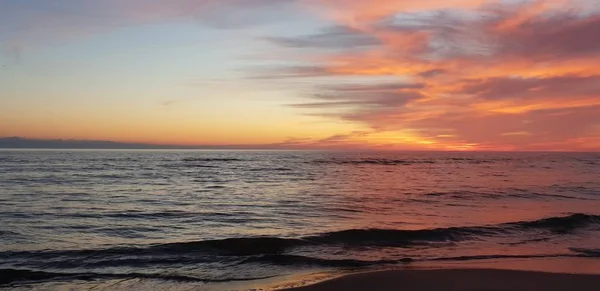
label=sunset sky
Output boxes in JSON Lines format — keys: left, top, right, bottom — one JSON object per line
{"left": 1, "top": 0, "right": 599, "bottom": 151}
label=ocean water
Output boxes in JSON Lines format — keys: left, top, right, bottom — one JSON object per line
{"left": 1, "top": 150, "right": 600, "bottom": 290}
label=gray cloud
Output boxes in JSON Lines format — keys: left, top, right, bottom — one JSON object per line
{"left": 374, "top": 2, "right": 600, "bottom": 61}
{"left": 459, "top": 75, "right": 600, "bottom": 100}
{"left": 250, "top": 65, "right": 333, "bottom": 79}
{"left": 289, "top": 82, "right": 425, "bottom": 118}
{"left": 266, "top": 25, "right": 381, "bottom": 49}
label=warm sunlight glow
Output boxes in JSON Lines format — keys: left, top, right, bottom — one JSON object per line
{"left": 1, "top": 0, "right": 599, "bottom": 151}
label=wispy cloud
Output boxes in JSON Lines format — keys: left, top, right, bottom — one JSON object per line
{"left": 265, "top": 25, "right": 381, "bottom": 50}
{"left": 258, "top": 0, "right": 600, "bottom": 150}
{"left": 3, "top": 0, "right": 599, "bottom": 150}
{"left": 160, "top": 99, "right": 183, "bottom": 107}
{"left": 0, "top": 0, "right": 298, "bottom": 50}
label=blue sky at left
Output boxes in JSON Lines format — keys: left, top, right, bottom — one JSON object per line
{"left": 0, "top": 0, "right": 359, "bottom": 145}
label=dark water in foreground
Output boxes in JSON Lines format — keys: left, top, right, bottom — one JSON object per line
{"left": 1, "top": 150, "right": 600, "bottom": 290}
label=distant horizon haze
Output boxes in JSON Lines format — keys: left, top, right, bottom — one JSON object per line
{"left": 0, "top": 137, "right": 598, "bottom": 152}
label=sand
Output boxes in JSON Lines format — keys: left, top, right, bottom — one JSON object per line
{"left": 282, "top": 268, "right": 600, "bottom": 291}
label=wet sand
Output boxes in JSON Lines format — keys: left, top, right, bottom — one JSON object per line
{"left": 283, "top": 268, "right": 600, "bottom": 291}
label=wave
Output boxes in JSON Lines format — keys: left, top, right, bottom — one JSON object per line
{"left": 248, "top": 167, "right": 294, "bottom": 172}
{"left": 431, "top": 254, "right": 573, "bottom": 261}
{"left": 507, "top": 213, "right": 600, "bottom": 233}
{"left": 570, "top": 248, "right": 600, "bottom": 257}
{"left": 3, "top": 214, "right": 598, "bottom": 271}
{"left": 424, "top": 190, "right": 592, "bottom": 201}
{"left": 0, "top": 268, "right": 275, "bottom": 286}
{"left": 5, "top": 251, "right": 591, "bottom": 286}
{"left": 249, "top": 252, "right": 597, "bottom": 267}
{"left": 301, "top": 213, "right": 600, "bottom": 247}
{"left": 309, "top": 157, "right": 510, "bottom": 166}
{"left": 303, "top": 227, "right": 487, "bottom": 246}
{"left": 5, "top": 251, "right": 593, "bottom": 286}
{"left": 0, "top": 227, "right": 476, "bottom": 263}
{"left": 0, "top": 230, "right": 19, "bottom": 236}
{"left": 68, "top": 210, "right": 200, "bottom": 219}
{"left": 240, "top": 254, "right": 411, "bottom": 267}
{"left": 178, "top": 164, "right": 219, "bottom": 168}
{"left": 182, "top": 158, "right": 243, "bottom": 162}
{"left": 155, "top": 237, "right": 306, "bottom": 255}
{"left": 311, "top": 159, "right": 422, "bottom": 166}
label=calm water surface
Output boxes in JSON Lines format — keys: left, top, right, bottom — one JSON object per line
{"left": 1, "top": 150, "right": 599, "bottom": 289}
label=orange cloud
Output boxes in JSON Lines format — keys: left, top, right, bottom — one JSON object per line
{"left": 265, "top": 0, "right": 600, "bottom": 150}
{"left": 303, "top": 0, "right": 486, "bottom": 25}
{"left": 5, "top": 0, "right": 599, "bottom": 150}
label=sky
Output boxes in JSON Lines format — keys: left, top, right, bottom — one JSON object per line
{"left": 0, "top": 0, "right": 599, "bottom": 151}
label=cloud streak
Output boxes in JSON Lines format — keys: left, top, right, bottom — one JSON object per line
{"left": 265, "top": 25, "right": 381, "bottom": 50}
{"left": 3, "top": 0, "right": 599, "bottom": 150}
{"left": 0, "top": 0, "right": 298, "bottom": 50}
{"left": 263, "top": 0, "right": 600, "bottom": 150}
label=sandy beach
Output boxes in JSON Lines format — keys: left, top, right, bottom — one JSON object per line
{"left": 283, "top": 268, "right": 600, "bottom": 291}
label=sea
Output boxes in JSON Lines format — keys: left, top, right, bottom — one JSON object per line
{"left": 1, "top": 150, "right": 600, "bottom": 290}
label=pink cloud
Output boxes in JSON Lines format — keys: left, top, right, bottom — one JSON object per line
{"left": 264, "top": 0, "right": 600, "bottom": 150}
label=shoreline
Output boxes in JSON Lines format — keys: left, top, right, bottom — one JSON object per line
{"left": 3, "top": 258, "right": 600, "bottom": 290}
{"left": 279, "top": 268, "right": 600, "bottom": 291}
{"left": 265, "top": 257, "right": 600, "bottom": 291}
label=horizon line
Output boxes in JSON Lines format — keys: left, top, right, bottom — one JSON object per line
{"left": 0, "top": 137, "right": 598, "bottom": 153}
